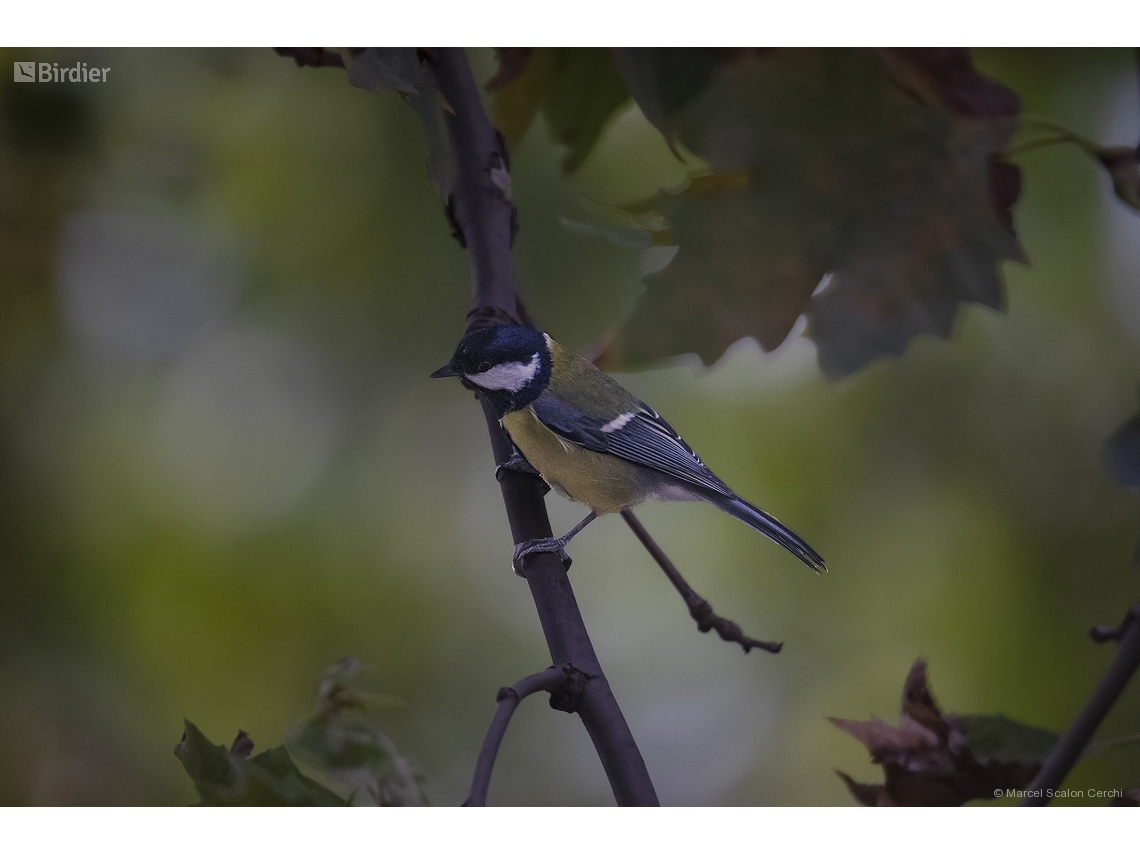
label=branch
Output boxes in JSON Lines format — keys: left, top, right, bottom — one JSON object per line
{"left": 1021, "top": 602, "right": 1140, "bottom": 806}
{"left": 427, "top": 47, "right": 658, "bottom": 807}
{"left": 464, "top": 664, "right": 579, "bottom": 806}
{"left": 620, "top": 510, "right": 782, "bottom": 654}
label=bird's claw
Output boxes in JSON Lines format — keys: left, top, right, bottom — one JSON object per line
{"left": 496, "top": 450, "right": 548, "bottom": 493}
{"left": 512, "top": 537, "right": 572, "bottom": 576}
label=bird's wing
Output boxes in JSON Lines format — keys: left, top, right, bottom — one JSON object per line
{"left": 530, "top": 391, "right": 734, "bottom": 498}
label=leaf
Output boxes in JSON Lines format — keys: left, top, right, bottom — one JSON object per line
{"left": 340, "top": 48, "right": 455, "bottom": 200}
{"left": 830, "top": 659, "right": 1058, "bottom": 806}
{"left": 557, "top": 215, "right": 655, "bottom": 249}
{"left": 542, "top": 49, "right": 631, "bottom": 173}
{"left": 956, "top": 714, "right": 1060, "bottom": 766}
{"left": 491, "top": 48, "right": 630, "bottom": 173}
{"left": 609, "top": 48, "right": 726, "bottom": 147}
{"left": 342, "top": 47, "right": 425, "bottom": 94}
{"left": 492, "top": 48, "right": 557, "bottom": 151}
{"left": 591, "top": 48, "right": 1023, "bottom": 379}
{"left": 175, "top": 719, "right": 347, "bottom": 806}
{"left": 286, "top": 658, "right": 428, "bottom": 806}
{"left": 835, "top": 770, "right": 895, "bottom": 806}
{"left": 175, "top": 719, "right": 235, "bottom": 794}
{"left": 620, "top": 183, "right": 833, "bottom": 361}
{"left": 875, "top": 48, "right": 1020, "bottom": 120}
{"left": 241, "top": 745, "right": 348, "bottom": 806}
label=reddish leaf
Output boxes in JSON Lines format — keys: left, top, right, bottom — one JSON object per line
{"left": 836, "top": 770, "right": 895, "bottom": 806}
{"left": 831, "top": 659, "right": 1057, "bottom": 806}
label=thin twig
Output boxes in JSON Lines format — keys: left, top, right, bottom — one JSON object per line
{"left": 620, "top": 509, "right": 782, "bottom": 654}
{"left": 464, "top": 665, "right": 573, "bottom": 807}
{"left": 1021, "top": 602, "right": 1140, "bottom": 806}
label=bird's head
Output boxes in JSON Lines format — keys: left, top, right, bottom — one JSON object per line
{"left": 431, "top": 325, "right": 552, "bottom": 416}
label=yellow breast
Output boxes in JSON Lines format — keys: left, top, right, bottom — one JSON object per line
{"left": 501, "top": 405, "right": 646, "bottom": 515}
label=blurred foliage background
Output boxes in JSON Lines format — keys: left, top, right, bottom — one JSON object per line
{"left": 0, "top": 47, "right": 1138, "bottom": 806}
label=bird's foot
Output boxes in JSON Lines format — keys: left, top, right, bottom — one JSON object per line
{"left": 512, "top": 537, "right": 572, "bottom": 576}
{"left": 496, "top": 450, "right": 548, "bottom": 493}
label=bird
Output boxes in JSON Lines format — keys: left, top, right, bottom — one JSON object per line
{"left": 432, "top": 324, "right": 825, "bottom": 576}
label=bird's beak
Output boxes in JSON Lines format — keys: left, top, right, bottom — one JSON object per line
{"left": 430, "top": 363, "right": 460, "bottom": 379}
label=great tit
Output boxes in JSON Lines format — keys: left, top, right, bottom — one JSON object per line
{"left": 432, "top": 324, "right": 825, "bottom": 575}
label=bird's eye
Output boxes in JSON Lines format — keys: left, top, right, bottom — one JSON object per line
{"left": 478, "top": 361, "right": 491, "bottom": 372}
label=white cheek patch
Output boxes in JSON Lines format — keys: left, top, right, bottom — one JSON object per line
{"left": 466, "top": 352, "right": 540, "bottom": 392}
{"left": 600, "top": 412, "right": 637, "bottom": 434}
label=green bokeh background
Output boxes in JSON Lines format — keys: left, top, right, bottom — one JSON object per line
{"left": 0, "top": 47, "right": 1138, "bottom": 806}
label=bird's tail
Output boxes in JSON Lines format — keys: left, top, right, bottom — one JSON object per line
{"left": 707, "top": 493, "right": 826, "bottom": 573}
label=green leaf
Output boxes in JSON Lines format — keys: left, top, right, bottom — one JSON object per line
{"left": 624, "top": 176, "right": 832, "bottom": 363}
{"left": 286, "top": 658, "right": 428, "bottom": 806}
{"left": 491, "top": 48, "right": 630, "bottom": 174}
{"left": 541, "top": 49, "right": 631, "bottom": 174}
{"left": 491, "top": 48, "right": 556, "bottom": 151}
{"left": 591, "top": 48, "right": 1023, "bottom": 379}
{"left": 175, "top": 719, "right": 236, "bottom": 794}
{"left": 956, "top": 714, "right": 1059, "bottom": 766}
{"left": 175, "top": 719, "right": 347, "bottom": 806}
{"left": 340, "top": 48, "right": 454, "bottom": 200}
{"left": 241, "top": 745, "right": 348, "bottom": 807}
{"left": 609, "top": 47, "right": 727, "bottom": 145}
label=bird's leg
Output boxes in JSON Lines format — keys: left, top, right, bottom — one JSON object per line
{"left": 512, "top": 512, "right": 597, "bottom": 576}
{"left": 495, "top": 446, "right": 549, "bottom": 493}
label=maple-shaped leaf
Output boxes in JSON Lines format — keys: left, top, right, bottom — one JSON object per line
{"left": 490, "top": 48, "right": 630, "bottom": 173}
{"left": 830, "top": 660, "right": 1058, "bottom": 806}
{"left": 609, "top": 175, "right": 834, "bottom": 363}
{"left": 594, "top": 48, "right": 1023, "bottom": 379}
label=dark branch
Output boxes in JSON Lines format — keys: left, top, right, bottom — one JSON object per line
{"left": 1021, "top": 601, "right": 1140, "bottom": 806}
{"left": 427, "top": 47, "right": 658, "bottom": 807}
{"left": 464, "top": 665, "right": 576, "bottom": 807}
{"left": 620, "top": 509, "right": 782, "bottom": 655}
